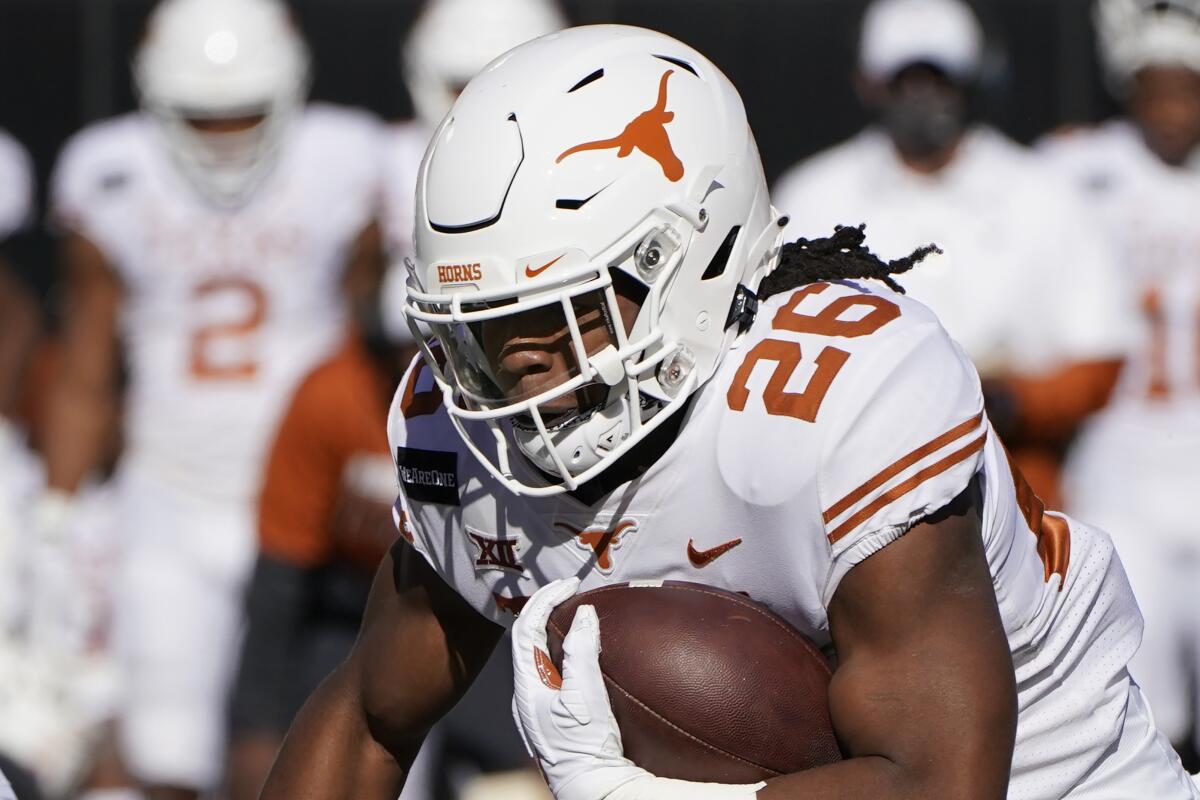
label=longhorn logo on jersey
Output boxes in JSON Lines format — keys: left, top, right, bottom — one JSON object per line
{"left": 494, "top": 592, "right": 530, "bottom": 616}
{"left": 556, "top": 70, "right": 684, "bottom": 182}
{"left": 555, "top": 519, "right": 638, "bottom": 574}
{"left": 466, "top": 528, "right": 525, "bottom": 574}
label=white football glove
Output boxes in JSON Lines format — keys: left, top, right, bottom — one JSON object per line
{"left": 511, "top": 578, "right": 765, "bottom": 800}
{"left": 511, "top": 577, "right": 640, "bottom": 800}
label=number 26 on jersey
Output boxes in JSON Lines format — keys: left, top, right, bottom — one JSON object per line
{"left": 726, "top": 283, "right": 900, "bottom": 422}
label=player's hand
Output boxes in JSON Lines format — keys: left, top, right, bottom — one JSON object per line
{"left": 511, "top": 578, "right": 646, "bottom": 800}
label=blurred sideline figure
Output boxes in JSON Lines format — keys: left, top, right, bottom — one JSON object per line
{"left": 1041, "top": 0, "right": 1200, "bottom": 758}
{"left": 0, "top": 129, "right": 59, "bottom": 800}
{"left": 225, "top": 331, "right": 408, "bottom": 800}
{"left": 0, "top": 128, "right": 37, "bottom": 635}
{"left": 772, "top": 0, "right": 1132, "bottom": 507}
{"left": 39, "top": 0, "right": 386, "bottom": 797}
{"left": 0, "top": 129, "right": 36, "bottom": 439}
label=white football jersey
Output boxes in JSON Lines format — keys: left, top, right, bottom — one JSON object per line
{"left": 1040, "top": 121, "right": 1200, "bottom": 546}
{"left": 773, "top": 127, "right": 1132, "bottom": 377}
{"left": 389, "top": 280, "right": 1154, "bottom": 798}
{"left": 0, "top": 129, "right": 33, "bottom": 239}
{"left": 51, "top": 105, "right": 385, "bottom": 502}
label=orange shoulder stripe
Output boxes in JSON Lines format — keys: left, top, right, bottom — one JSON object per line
{"left": 827, "top": 431, "right": 987, "bottom": 545}
{"left": 823, "top": 411, "right": 984, "bottom": 525}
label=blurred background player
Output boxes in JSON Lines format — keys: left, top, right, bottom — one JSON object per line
{"left": 0, "top": 154, "right": 124, "bottom": 796}
{"left": 772, "top": 0, "right": 1133, "bottom": 506}
{"left": 0, "top": 127, "right": 36, "bottom": 636}
{"left": 1041, "top": 0, "right": 1200, "bottom": 765}
{"left": 38, "top": 0, "right": 387, "bottom": 797}
{"left": 0, "top": 127, "right": 53, "bottom": 800}
{"left": 0, "top": 129, "right": 36, "bottom": 444}
{"left": 227, "top": 4, "right": 565, "bottom": 798}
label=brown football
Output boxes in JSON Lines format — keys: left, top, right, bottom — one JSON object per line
{"left": 546, "top": 581, "right": 842, "bottom": 784}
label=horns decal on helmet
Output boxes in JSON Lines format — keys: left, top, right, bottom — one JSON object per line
{"left": 556, "top": 69, "right": 684, "bottom": 182}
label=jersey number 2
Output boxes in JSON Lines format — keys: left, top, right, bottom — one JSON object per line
{"left": 727, "top": 284, "right": 901, "bottom": 422}
{"left": 189, "top": 277, "right": 267, "bottom": 381}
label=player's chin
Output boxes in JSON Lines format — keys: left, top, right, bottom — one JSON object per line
{"left": 515, "top": 401, "right": 582, "bottom": 431}
{"left": 515, "top": 384, "right": 608, "bottom": 431}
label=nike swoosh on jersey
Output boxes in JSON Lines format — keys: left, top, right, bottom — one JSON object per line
{"left": 687, "top": 537, "right": 743, "bottom": 568}
{"left": 524, "top": 254, "right": 565, "bottom": 278}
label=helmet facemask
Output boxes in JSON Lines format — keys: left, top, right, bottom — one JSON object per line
{"left": 407, "top": 211, "right": 706, "bottom": 493}
{"left": 144, "top": 99, "right": 301, "bottom": 208}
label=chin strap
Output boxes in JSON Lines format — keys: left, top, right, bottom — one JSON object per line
{"left": 725, "top": 204, "right": 786, "bottom": 337}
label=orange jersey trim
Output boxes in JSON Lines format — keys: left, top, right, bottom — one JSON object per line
{"left": 823, "top": 411, "right": 985, "bottom": 525}
{"left": 827, "top": 432, "right": 987, "bottom": 545}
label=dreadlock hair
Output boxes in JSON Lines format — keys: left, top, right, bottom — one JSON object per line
{"left": 757, "top": 223, "right": 942, "bottom": 299}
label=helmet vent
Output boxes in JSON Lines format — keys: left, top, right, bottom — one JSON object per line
{"left": 556, "top": 185, "right": 608, "bottom": 210}
{"left": 654, "top": 54, "right": 698, "bottom": 77}
{"left": 701, "top": 226, "right": 741, "bottom": 281}
{"left": 568, "top": 68, "right": 605, "bottom": 93}
{"left": 427, "top": 113, "right": 524, "bottom": 233}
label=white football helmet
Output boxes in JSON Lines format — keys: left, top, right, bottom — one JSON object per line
{"left": 1096, "top": 0, "right": 1200, "bottom": 88}
{"left": 134, "top": 0, "right": 311, "bottom": 207}
{"left": 403, "top": 0, "right": 567, "bottom": 132}
{"left": 405, "top": 25, "right": 784, "bottom": 496}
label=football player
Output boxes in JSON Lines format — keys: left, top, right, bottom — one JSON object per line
{"left": 265, "top": 25, "right": 1200, "bottom": 800}
{"left": 38, "top": 0, "right": 386, "bottom": 797}
{"left": 772, "top": 0, "right": 1133, "bottom": 508}
{"left": 1040, "top": 0, "right": 1200, "bottom": 757}
{"left": 261, "top": 24, "right": 1200, "bottom": 800}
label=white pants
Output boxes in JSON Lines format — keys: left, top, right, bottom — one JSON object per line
{"left": 113, "top": 463, "right": 257, "bottom": 790}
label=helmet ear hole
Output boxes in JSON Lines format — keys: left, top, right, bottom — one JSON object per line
{"left": 701, "top": 225, "right": 741, "bottom": 281}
